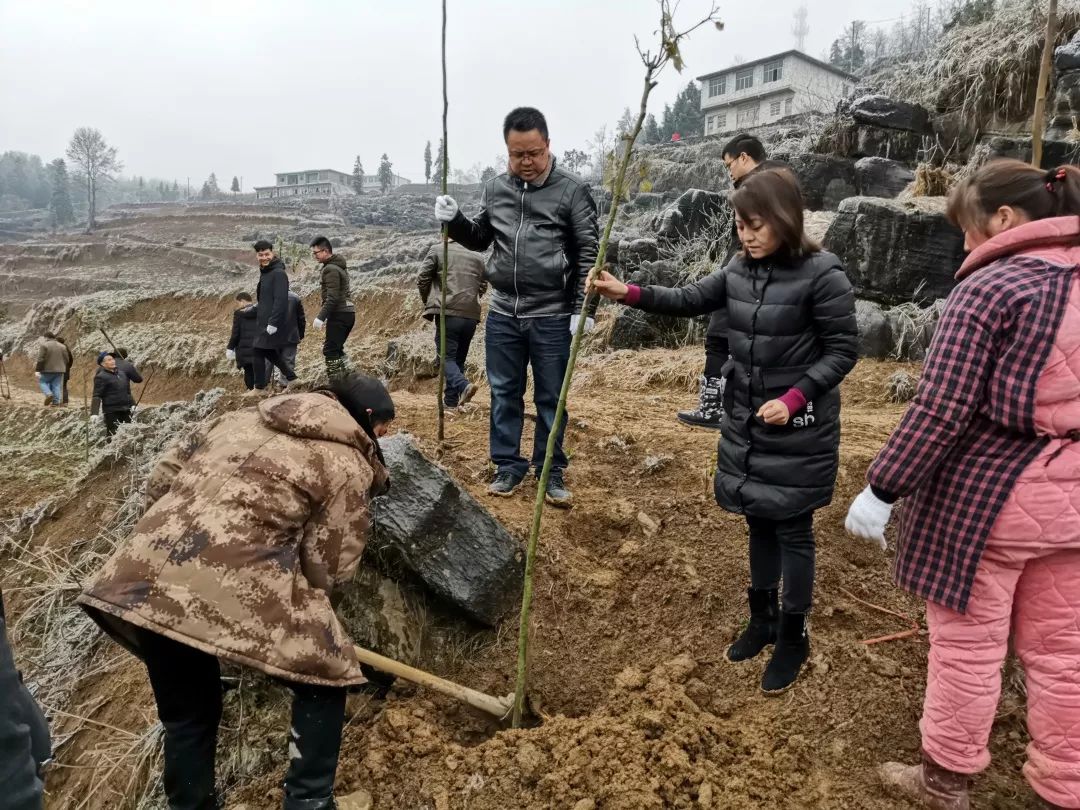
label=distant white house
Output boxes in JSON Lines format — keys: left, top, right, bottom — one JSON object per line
{"left": 361, "top": 173, "right": 412, "bottom": 192}
{"left": 254, "top": 169, "right": 356, "bottom": 200}
{"left": 697, "top": 50, "right": 858, "bottom": 137}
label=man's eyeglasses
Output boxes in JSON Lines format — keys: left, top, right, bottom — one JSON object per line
{"left": 311, "top": 247, "right": 329, "bottom": 256}
{"left": 509, "top": 148, "right": 546, "bottom": 162}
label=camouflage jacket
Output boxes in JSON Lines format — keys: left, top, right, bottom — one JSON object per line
{"left": 78, "top": 391, "right": 389, "bottom": 687}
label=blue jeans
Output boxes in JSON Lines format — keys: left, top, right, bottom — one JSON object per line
{"left": 37, "top": 372, "right": 63, "bottom": 403}
{"left": 485, "top": 311, "right": 571, "bottom": 479}
{"left": 433, "top": 316, "right": 478, "bottom": 406}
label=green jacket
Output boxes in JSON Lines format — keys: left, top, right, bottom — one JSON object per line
{"left": 317, "top": 255, "right": 354, "bottom": 320}
{"left": 417, "top": 242, "right": 488, "bottom": 322}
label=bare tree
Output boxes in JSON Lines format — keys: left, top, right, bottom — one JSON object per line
{"left": 792, "top": 2, "right": 810, "bottom": 51}
{"left": 66, "top": 127, "right": 121, "bottom": 231}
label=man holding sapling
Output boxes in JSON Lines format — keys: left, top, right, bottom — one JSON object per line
{"left": 434, "top": 107, "right": 598, "bottom": 507}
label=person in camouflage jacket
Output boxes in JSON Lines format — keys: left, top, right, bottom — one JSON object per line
{"left": 78, "top": 374, "right": 394, "bottom": 810}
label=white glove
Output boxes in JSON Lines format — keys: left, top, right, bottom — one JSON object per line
{"left": 225, "top": 349, "right": 236, "bottom": 361}
{"left": 35, "top": 372, "right": 41, "bottom": 379}
{"left": 434, "top": 195, "right": 459, "bottom": 222}
{"left": 313, "top": 318, "right": 325, "bottom": 330}
{"left": 844, "top": 486, "right": 894, "bottom": 551}
{"left": 266, "top": 325, "right": 278, "bottom": 336}
{"left": 570, "top": 315, "right": 596, "bottom": 335}
{"left": 91, "top": 414, "right": 102, "bottom": 423}
{"left": 130, "top": 405, "right": 138, "bottom": 417}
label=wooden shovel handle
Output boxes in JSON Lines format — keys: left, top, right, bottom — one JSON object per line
{"left": 353, "top": 645, "right": 512, "bottom": 720}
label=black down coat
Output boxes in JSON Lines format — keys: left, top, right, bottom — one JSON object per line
{"left": 254, "top": 257, "right": 290, "bottom": 350}
{"left": 227, "top": 304, "right": 259, "bottom": 367}
{"left": 633, "top": 250, "right": 858, "bottom": 519}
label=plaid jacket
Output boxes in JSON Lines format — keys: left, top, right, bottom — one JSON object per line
{"left": 867, "top": 216, "right": 1080, "bottom": 613}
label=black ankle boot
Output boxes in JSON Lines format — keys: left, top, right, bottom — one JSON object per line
{"left": 725, "top": 588, "right": 778, "bottom": 662}
{"left": 761, "top": 611, "right": 809, "bottom": 694}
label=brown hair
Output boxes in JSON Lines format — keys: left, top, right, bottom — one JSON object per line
{"left": 947, "top": 158, "right": 1080, "bottom": 233}
{"left": 731, "top": 169, "right": 819, "bottom": 258}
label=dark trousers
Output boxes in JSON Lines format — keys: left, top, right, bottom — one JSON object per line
{"left": 138, "top": 629, "right": 346, "bottom": 810}
{"left": 746, "top": 512, "right": 815, "bottom": 614}
{"left": 323, "top": 311, "right": 355, "bottom": 361}
{"left": 264, "top": 345, "right": 298, "bottom": 387}
{"left": 241, "top": 364, "right": 256, "bottom": 390}
{"left": 485, "top": 311, "right": 570, "bottom": 479}
{"left": 253, "top": 347, "right": 297, "bottom": 389}
{"left": 703, "top": 310, "right": 729, "bottom": 378}
{"left": 433, "top": 315, "right": 477, "bottom": 406}
{"left": 104, "top": 409, "right": 132, "bottom": 437}
{"left": 62, "top": 371, "right": 70, "bottom": 405}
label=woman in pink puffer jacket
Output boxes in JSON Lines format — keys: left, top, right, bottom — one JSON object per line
{"left": 845, "top": 159, "right": 1080, "bottom": 810}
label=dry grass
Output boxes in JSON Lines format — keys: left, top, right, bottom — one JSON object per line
{"left": 911, "top": 163, "right": 955, "bottom": 198}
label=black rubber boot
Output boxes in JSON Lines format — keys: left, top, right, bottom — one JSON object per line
{"left": 761, "top": 611, "right": 810, "bottom": 695}
{"left": 676, "top": 375, "right": 724, "bottom": 430}
{"left": 725, "top": 588, "right": 778, "bottom": 662}
{"left": 282, "top": 685, "right": 347, "bottom": 810}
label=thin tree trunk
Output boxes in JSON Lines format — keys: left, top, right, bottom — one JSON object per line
{"left": 512, "top": 68, "right": 656, "bottom": 729}
{"left": 1032, "top": 0, "right": 1059, "bottom": 168}
{"left": 437, "top": 0, "right": 449, "bottom": 442}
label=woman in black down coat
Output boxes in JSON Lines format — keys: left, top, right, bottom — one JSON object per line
{"left": 592, "top": 170, "right": 858, "bottom": 694}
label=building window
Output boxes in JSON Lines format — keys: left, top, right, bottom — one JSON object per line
{"left": 717, "top": 113, "right": 727, "bottom": 130}
{"left": 708, "top": 75, "right": 726, "bottom": 97}
{"left": 785, "top": 97, "right": 794, "bottom": 115}
{"left": 769, "top": 100, "right": 781, "bottom": 116}
{"left": 736, "top": 103, "right": 758, "bottom": 126}
{"left": 706, "top": 115, "right": 715, "bottom": 133}
{"left": 735, "top": 68, "right": 754, "bottom": 91}
{"left": 843, "top": 84, "right": 851, "bottom": 98}
{"left": 763, "top": 59, "right": 784, "bottom": 83}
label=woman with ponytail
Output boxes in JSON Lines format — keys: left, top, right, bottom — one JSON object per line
{"left": 845, "top": 159, "right": 1080, "bottom": 810}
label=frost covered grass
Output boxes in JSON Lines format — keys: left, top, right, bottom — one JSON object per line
{"left": 881, "top": 0, "right": 1080, "bottom": 129}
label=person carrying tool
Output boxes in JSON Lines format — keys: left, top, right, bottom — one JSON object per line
{"left": 417, "top": 237, "right": 487, "bottom": 409}
{"left": 78, "top": 373, "right": 394, "bottom": 810}
{"left": 55, "top": 336, "right": 74, "bottom": 406}
{"left": 91, "top": 351, "right": 142, "bottom": 437}
{"left": 34, "top": 332, "right": 68, "bottom": 407}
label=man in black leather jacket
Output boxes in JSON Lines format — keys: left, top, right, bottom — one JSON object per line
{"left": 435, "top": 107, "right": 598, "bottom": 506}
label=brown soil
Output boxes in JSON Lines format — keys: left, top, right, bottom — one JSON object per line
{"left": 0, "top": 203, "right": 1041, "bottom": 809}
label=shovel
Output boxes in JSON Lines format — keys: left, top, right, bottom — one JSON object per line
{"left": 352, "top": 645, "right": 513, "bottom": 721}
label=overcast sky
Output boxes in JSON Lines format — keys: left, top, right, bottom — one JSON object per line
{"left": 1, "top": 0, "right": 914, "bottom": 188}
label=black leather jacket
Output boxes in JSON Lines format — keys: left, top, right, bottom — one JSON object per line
{"left": 447, "top": 159, "right": 599, "bottom": 318}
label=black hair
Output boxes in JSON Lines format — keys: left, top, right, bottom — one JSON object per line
{"left": 252, "top": 239, "right": 274, "bottom": 252}
{"left": 235, "top": 291, "right": 253, "bottom": 302}
{"left": 503, "top": 107, "right": 549, "bottom": 142}
{"left": 309, "top": 236, "right": 333, "bottom": 252}
{"left": 43, "top": 331, "right": 56, "bottom": 340}
{"left": 721, "top": 134, "right": 767, "bottom": 163}
{"left": 329, "top": 373, "right": 396, "bottom": 466}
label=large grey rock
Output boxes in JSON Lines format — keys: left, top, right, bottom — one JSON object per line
{"left": 982, "top": 135, "right": 1080, "bottom": 169}
{"left": 371, "top": 433, "right": 523, "bottom": 626}
{"left": 655, "top": 189, "right": 730, "bottom": 241}
{"left": 855, "top": 157, "right": 915, "bottom": 199}
{"left": 850, "top": 95, "right": 931, "bottom": 133}
{"left": 617, "top": 237, "right": 661, "bottom": 270}
{"left": 789, "top": 154, "right": 857, "bottom": 211}
{"left": 628, "top": 259, "right": 680, "bottom": 287}
{"left": 1049, "top": 70, "right": 1080, "bottom": 137}
{"left": 608, "top": 307, "right": 690, "bottom": 350}
{"left": 855, "top": 300, "right": 892, "bottom": 359}
{"left": 852, "top": 126, "right": 924, "bottom": 162}
{"left": 823, "top": 197, "right": 964, "bottom": 303}
{"left": 1055, "top": 32, "right": 1080, "bottom": 71}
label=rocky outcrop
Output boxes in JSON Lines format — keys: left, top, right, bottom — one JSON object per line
{"left": 855, "top": 157, "right": 915, "bottom": 199}
{"left": 823, "top": 197, "right": 964, "bottom": 303}
{"left": 788, "top": 154, "right": 857, "bottom": 211}
{"left": 653, "top": 189, "right": 730, "bottom": 241}
{"left": 850, "top": 95, "right": 932, "bottom": 133}
{"left": 855, "top": 300, "right": 892, "bottom": 358}
{"left": 853, "top": 298, "right": 944, "bottom": 360}
{"left": 629, "top": 140, "right": 734, "bottom": 193}
{"left": 371, "top": 433, "right": 524, "bottom": 626}
{"left": 1049, "top": 32, "right": 1080, "bottom": 140}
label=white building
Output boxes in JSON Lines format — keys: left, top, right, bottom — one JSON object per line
{"left": 254, "top": 169, "right": 356, "bottom": 200}
{"left": 361, "top": 172, "right": 412, "bottom": 192}
{"left": 697, "top": 50, "right": 858, "bottom": 137}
